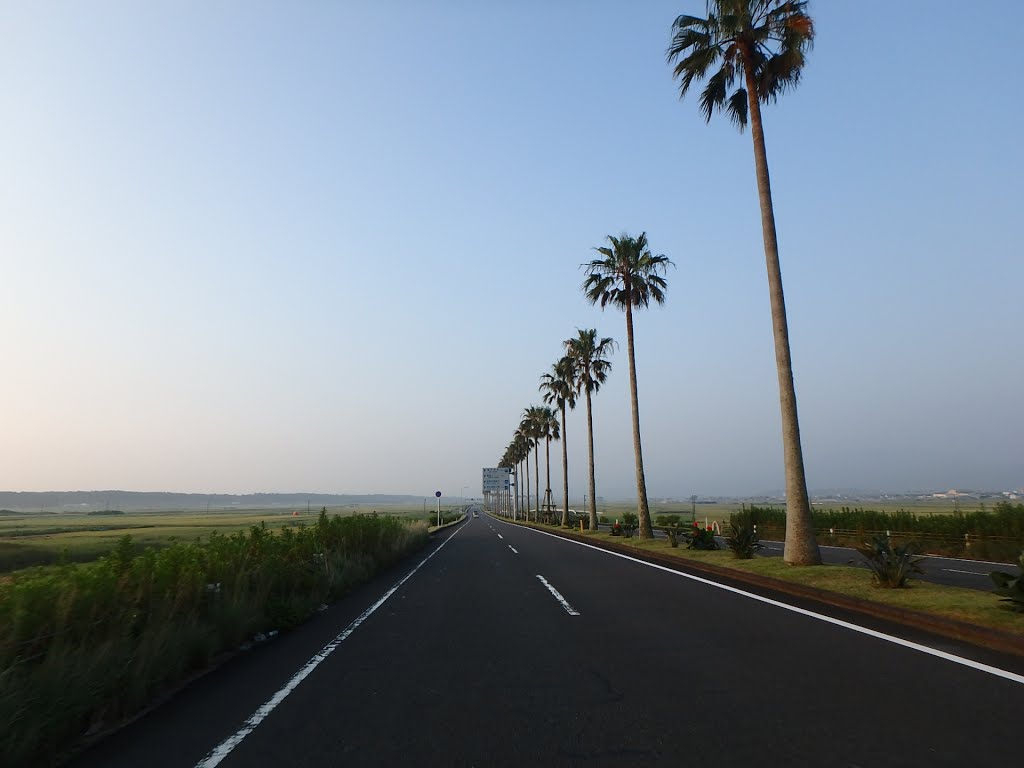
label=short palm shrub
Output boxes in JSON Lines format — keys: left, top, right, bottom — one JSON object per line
{"left": 656, "top": 515, "right": 686, "bottom": 548}
{"left": 990, "top": 551, "right": 1024, "bottom": 612}
{"left": 686, "top": 523, "right": 719, "bottom": 550}
{"left": 621, "top": 513, "right": 638, "bottom": 538}
{"left": 856, "top": 534, "right": 926, "bottom": 588}
{"left": 726, "top": 519, "right": 760, "bottom": 559}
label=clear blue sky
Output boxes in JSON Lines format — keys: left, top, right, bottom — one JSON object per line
{"left": 2, "top": 1, "right": 1021, "bottom": 499}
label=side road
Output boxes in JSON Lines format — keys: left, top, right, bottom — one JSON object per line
{"left": 493, "top": 514, "right": 1024, "bottom": 658}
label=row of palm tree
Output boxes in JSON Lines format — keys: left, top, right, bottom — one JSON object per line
{"left": 498, "top": 230, "right": 672, "bottom": 536}
{"left": 502, "top": 1, "right": 822, "bottom": 566}
{"left": 499, "top": 328, "right": 616, "bottom": 532}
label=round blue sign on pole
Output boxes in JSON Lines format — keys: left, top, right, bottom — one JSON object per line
{"left": 435, "top": 491, "right": 442, "bottom": 498}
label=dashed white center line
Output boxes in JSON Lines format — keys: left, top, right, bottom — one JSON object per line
{"left": 497, "top": 533, "right": 504, "bottom": 539}
{"left": 942, "top": 568, "right": 987, "bottom": 576}
{"left": 536, "top": 574, "right": 580, "bottom": 616}
{"left": 508, "top": 545, "right": 518, "bottom": 554}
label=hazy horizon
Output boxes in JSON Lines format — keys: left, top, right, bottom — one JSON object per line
{"left": 2, "top": 2, "right": 1021, "bottom": 501}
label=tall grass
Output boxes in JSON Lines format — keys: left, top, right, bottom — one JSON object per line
{"left": 0, "top": 512, "right": 428, "bottom": 767}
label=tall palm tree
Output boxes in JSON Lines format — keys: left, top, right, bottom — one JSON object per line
{"left": 582, "top": 232, "right": 672, "bottom": 539}
{"left": 565, "top": 329, "right": 615, "bottom": 532}
{"left": 521, "top": 406, "right": 545, "bottom": 521}
{"left": 536, "top": 405, "right": 560, "bottom": 521}
{"left": 667, "top": 0, "right": 820, "bottom": 565}
{"left": 510, "top": 430, "right": 529, "bottom": 520}
{"left": 540, "top": 356, "right": 577, "bottom": 527}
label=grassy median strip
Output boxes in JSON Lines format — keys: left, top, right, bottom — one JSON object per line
{"left": 511, "top": 521, "right": 1024, "bottom": 637}
{"left": 0, "top": 512, "right": 429, "bottom": 767}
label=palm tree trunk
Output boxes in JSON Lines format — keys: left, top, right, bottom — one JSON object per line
{"left": 517, "top": 459, "right": 523, "bottom": 520}
{"left": 585, "top": 386, "right": 597, "bottom": 532}
{"left": 544, "top": 436, "right": 552, "bottom": 519}
{"left": 625, "top": 300, "right": 653, "bottom": 538}
{"left": 534, "top": 446, "right": 540, "bottom": 522}
{"left": 560, "top": 404, "right": 569, "bottom": 527}
{"left": 523, "top": 457, "right": 529, "bottom": 522}
{"left": 744, "top": 64, "right": 820, "bottom": 566}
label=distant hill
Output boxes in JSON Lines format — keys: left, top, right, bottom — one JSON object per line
{"left": 0, "top": 491, "right": 426, "bottom": 513}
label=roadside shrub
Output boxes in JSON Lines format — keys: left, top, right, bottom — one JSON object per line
{"left": 856, "top": 534, "right": 926, "bottom": 588}
{"left": 657, "top": 515, "right": 686, "bottom": 548}
{"left": 726, "top": 509, "right": 761, "bottom": 559}
{"left": 686, "top": 523, "right": 719, "bottom": 551}
{"left": 990, "top": 551, "right": 1024, "bottom": 613}
{"left": 0, "top": 512, "right": 428, "bottom": 766}
{"left": 621, "top": 513, "right": 638, "bottom": 538}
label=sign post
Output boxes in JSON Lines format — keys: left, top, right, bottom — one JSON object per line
{"left": 435, "top": 491, "right": 442, "bottom": 527}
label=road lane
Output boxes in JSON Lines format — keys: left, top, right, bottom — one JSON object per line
{"left": 72, "top": 510, "right": 1024, "bottom": 767}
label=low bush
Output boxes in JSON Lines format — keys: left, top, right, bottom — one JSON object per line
{"left": 0, "top": 512, "right": 428, "bottom": 766}
{"left": 990, "top": 551, "right": 1024, "bottom": 613}
{"left": 856, "top": 534, "right": 926, "bottom": 588}
{"left": 621, "top": 513, "right": 638, "bottom": 538}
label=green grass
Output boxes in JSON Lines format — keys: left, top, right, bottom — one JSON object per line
{"left": 518, "top": 522, "right": 1024, "bottom": 637}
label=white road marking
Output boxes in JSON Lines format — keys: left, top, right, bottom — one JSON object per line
{"left": 509, "top": 545, "right": 518, "bottom": 554}
{"left": 536, "top": 574, "right": 580, "bottom": 615}
{"left": 497, "top": 533, "right": 504, "bottom": 539}
{"left": 495, "top": 518, "right": 1024, "bottom": 687}
{"left": 943, "top": 568, "right": 988, "bottom": 576}
{"left": 194, "top": 524, "right": 466, "bottom": 767}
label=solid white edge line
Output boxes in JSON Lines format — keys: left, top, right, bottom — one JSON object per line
{"left": 536, "top": 574, "right": 580, "bottom": 615}
{"left": 194, "top": 522, "right": 467, "bottom": 767}
{"left": 490, "top": 516, "right": 1024, "bottom": 686}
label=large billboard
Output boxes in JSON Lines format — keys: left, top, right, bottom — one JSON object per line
{"left": 482, "top": 467, "right": 511, "bottom": 492}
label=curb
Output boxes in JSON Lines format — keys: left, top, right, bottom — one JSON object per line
{"left": 496, "top": 516, "right": 1024, "bottom": 658}
{"left": 429, "top": 514, "right": 466, "bottom": 534}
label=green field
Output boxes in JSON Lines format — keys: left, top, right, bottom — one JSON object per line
{"left": 0, "top": 504, "right": 448, "bottom": 573}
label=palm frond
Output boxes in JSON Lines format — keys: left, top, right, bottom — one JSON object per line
{"left": 727, "top": 86, "right": 748, "bottom": 128}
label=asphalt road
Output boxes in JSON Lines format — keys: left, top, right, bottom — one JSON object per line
{"left": 70, "top": 509, "right": 1024, "bottom": 768}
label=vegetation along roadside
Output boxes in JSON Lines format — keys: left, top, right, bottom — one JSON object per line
{"left": 0, "top": 511, "right": 429, "bottom": 767}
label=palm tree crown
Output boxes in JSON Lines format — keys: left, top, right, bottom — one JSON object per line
{"left": 539, "top": 357, "right": 577, "bottom": 415}
{"left": 667, "top": 0, "right": 814, "bottom": 129}
{"left": 582, "top": 232, "right": 672, "bottom": 311}
{"left": 565, "top": 329, "right": 615, "bottom": 397}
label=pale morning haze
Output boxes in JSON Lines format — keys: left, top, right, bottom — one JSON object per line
{"left": 1, "top": 1, "right": 1021, "bottom": 500}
